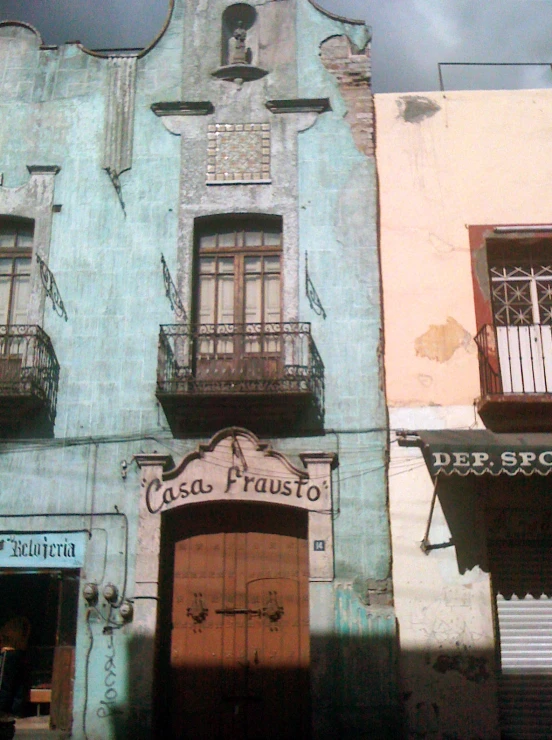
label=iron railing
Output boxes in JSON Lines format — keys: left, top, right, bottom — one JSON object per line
{"left": 475, "top": 324, "right": 502, "bottom": 395}
{"left": 157, "top": 322, "right": 324, "bottom": 410}
{"left": 0, "top": 325, "right": 60, "bottom": 425}
{"left": 475, "top": 323, "right": 552, "bottom": 396}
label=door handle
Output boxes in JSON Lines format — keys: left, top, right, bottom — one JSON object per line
{"left": 187, "top": 593, "right": 208, "bottom": 623}
{"left": 215, "top": 608, "right": 261, "bottom": 616}
{"left": 262, "top": 591, "right": 284, "bottom": 622}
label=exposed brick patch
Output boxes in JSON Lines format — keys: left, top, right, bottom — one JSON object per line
{"left": 355, "top": 577, "right": 394, "bottom": 607}
{"left": 320, "top": 35, "right": 374, "bottom": 157}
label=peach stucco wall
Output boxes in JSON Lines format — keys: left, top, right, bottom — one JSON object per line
{"left": 376, "top": 89, "right": 552, "bottom": 407}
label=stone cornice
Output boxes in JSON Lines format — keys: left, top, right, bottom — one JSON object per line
{"left": 151, "top": 101, "right": 214, "bottom": 117}
{"left": 266, "top": 98, "right": 331, "bottom": 114}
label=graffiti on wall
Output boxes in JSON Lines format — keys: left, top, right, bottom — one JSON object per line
{"left": 97, "top": 628, "right": 122, "bottom": 719}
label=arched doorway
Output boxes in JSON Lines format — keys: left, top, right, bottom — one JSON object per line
{"left": 156, "top": 501, "right": 311, "bottom": 739}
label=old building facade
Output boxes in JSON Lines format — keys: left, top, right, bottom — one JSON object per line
{"left": 0, "top": 1, "right": 397, "bottom": 737}
{"left": 377, "top": 89, "right": 552, "bottom": 739}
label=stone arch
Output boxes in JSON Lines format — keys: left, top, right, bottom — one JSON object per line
{"left": 136, "top": 428, "right": 336, "bottom": 584}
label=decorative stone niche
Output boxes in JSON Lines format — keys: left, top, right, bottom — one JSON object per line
{"left": 212, "top": 3, "right": 268, "bottom": 84}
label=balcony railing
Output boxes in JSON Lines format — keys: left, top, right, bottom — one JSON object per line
{"left": 0, "top": 324, "right": 60, "bottom": 429}
{"left": 475, "top": 323, "right": 552, "bottom": 431}
{"left": 475, "top": 324, "right": 502, "bottom": 395}
{"left": 157, "top": 322, "right": 324, "bottom": 433}
{"left": 475, "top": 323, "right": 552, "bottom": 396}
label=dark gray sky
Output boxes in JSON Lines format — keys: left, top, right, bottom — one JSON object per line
{"left": 1, "top": 0, "right": 552, "bottom": 93}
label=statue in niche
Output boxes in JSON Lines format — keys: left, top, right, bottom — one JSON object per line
{"left": 213, "top": 4, "right": 266, "bottom": 82}
{"left": 228, "top": 21, "right": 250, "bottom": 65}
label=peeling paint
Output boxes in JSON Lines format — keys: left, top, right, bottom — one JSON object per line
{"left": 398, "top": 95, "right": 441, "bottom": 123}
{"left": 319, "top": 34, "right": 374, "bottom": 157}
{"left": 432, "top": 652, "right": 490, "bottom": 683}
{"left": 415, "top": 317, "right": 473, "bottom": 363}
{"left": 354, "top": 576, "right": 394, "bottom": 606}
{"left": 418, "top": 373, "right": 433, "bottom": 387}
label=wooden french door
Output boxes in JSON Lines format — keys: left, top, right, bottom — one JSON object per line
{"left": 0, "top": 218, "right": 33, "bottom": 328}
{"left": 164, "top": 504, "right": 310, "bottom": 740}
{"left": 195, "top": 222, "right": 282, "bottom": 386}
{"left": 0, "top": 219, "right": 33, "bottom": 382}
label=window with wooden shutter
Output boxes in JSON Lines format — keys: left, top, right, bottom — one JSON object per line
{"left": 155, "top": 215, "right": 323, "bottom": 434}
{"left": 195, "top": 218, "right": 282, "bottom": 363}
{"left": 0, "top": 218, "right": 33, "bottom": 328}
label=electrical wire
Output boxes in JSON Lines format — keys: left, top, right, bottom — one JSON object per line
{"left": 0, "top": 426, "right": 392, "bottom": 457}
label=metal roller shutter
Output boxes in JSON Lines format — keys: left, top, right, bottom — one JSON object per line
{"left": 488, "top": 542, "right": 552, "bottom": 740}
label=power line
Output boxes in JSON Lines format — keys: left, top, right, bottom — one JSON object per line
{"left": 438, "top": 61, "right": 552, "bottom": 92}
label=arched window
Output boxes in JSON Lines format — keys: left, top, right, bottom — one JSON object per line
{"left": 0, "top": 217, "right": 33, "bottom": 327}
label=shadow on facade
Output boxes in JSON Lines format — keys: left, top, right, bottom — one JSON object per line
{"left": 102, "top": 479, "right": 552, "bottom": 739}
{"left": 107, "top": 630, "right": 403, "bottom": 740}
{"left": 0, "top": 410, "right": 56, "bottom": 440}
{"left": 398, "top": 645, "right": 498, "bottom": 740}
{"left": 398, "top": 647, "right": 552, "bottom": 739}
{"left": 109, "top": 633, "right": 547, "bottom": 738}
{"left": 408, "top": 474, "right": 552, "bottom": 739}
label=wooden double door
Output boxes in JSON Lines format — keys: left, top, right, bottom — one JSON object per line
{"left": 160, "top": 503, "right": 310, "bottom": 740}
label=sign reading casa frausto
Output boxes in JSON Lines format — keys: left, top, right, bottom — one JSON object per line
{"left": 143, "top": 429, "right": 332, "bottom": 515}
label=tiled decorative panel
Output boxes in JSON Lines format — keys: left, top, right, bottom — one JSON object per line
{"left": 207, "top": 123, "right": 271, "bottom": 183}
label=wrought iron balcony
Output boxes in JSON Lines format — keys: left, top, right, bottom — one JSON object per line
{"left": 156, "top": 322, "right": 324, "bottom": 435}
{"left": 0, "top": 325, "right": 60, "bottom": 436}
{"left": 475, "top": 323, "right": 552, "bottom": 431}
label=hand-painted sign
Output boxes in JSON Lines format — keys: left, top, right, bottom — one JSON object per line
{"left": 410, "top": 430, "right": 552, "bottom": 477}
{"left": 143, "top": 429, "right": 332, "bottom": 515}
{"left": 430, "top": 449, "right": 552, "bottom": 476}
{"left": 0, "top": 532, "right": 86, "bottom": 568}
{"left": 136, "top": 428, "right": 337, "bottom": 582}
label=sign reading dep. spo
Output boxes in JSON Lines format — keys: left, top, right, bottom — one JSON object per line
{"left": 0, "top": 532, "right": 86, "bottom": 568}
{"left": 430, "top": 449, "right": 552, "bottom": 476}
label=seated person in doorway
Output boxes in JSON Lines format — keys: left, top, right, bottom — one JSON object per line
{"left": 0, "top": 616, "right": 31, "bottom": 718}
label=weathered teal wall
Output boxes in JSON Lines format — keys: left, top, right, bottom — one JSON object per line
{"left": 296, "top": 5, "right": 397, "bottom": 735}
{"left": 0, "top": 1, "right": 398, "bottom": 737}
{"left": 0, "top": 12, "right": 184, "bottom": 738}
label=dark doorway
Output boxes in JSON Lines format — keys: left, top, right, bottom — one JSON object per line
{"left": 0, "top": 571, "right": 78, "bottom": 731}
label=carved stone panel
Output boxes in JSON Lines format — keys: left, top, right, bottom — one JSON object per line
{"left": 207, "top": 123, "right": 270, "bottom": 184}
